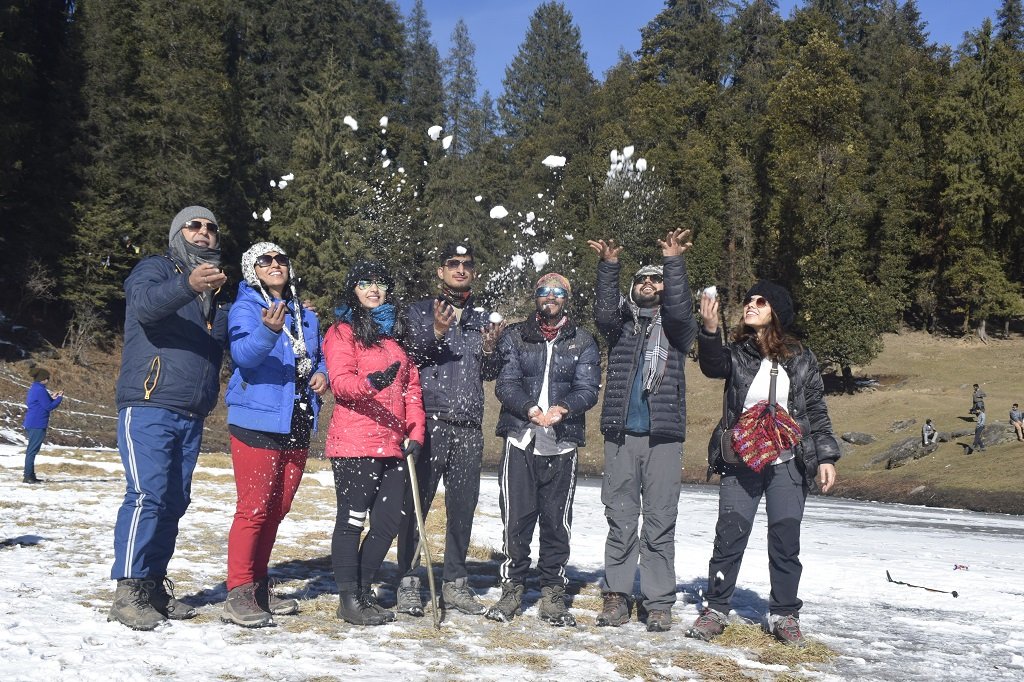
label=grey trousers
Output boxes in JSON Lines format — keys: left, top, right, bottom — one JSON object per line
{"left": 599, "top": 434, "right": 683, "bottom": 610}
{"left": 705, "top": 457, "right": 807, "bottom": 617}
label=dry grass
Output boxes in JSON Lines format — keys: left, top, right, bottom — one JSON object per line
{"left": 36, "top": 462, "right": 115, "bottom": 478}
{"left": 478, "top": 652, "right": 552, "bottom": 671}
{"left": 670, "top": 651, "right": 753, "bottom": 681}
{"left": 605, "top": 648, "right": 659, "bottom": 681}
{"left": 717, "top": 623, "right": 836, "bottom": 667}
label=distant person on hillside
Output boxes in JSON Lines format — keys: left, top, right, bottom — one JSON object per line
{"left": 969, "top": 409, "right": 987, "bottom": 454}
{"left": 396, "top": 242, "right": 505, "bottom": 618}
{"left": 22, "top": 366, "right": 63, "bottom": 484}
{"left": 685, "top": 281, "right": 840, "bottom": 648}
{"left": 221, "top": 242, "right": 328, "bottom": 628}
{"left": 486, "top": 273, "right": 601, "bottom": 626}
{"left": 109, "top": 206, "right": 229, "bottom": 631}
{"left": 587, "top": 229, "right": 699, "bottom": 633}
{"left": 1010, "top": 404, "right": 1023, "bottom": 442}
{"left": 921, "top": 419, "right": 938, "bottom": 446}
{"left": 971, "top": 384, "right": 986, "bottom": 415}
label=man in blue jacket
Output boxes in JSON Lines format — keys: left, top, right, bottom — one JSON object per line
{"left": 109, "top": 206, "right": 229, "bottom": 630}
{"left": 587, "top": 229, "right": 699, "bottom": 633}
{"left": 397, "top": 243, "right": 505, "bottom": 616}
{"left": 486, "top": 272, "right": 601, "bottom": 627}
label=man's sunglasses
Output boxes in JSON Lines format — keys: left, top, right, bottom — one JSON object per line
{"left": 535, "top": 286, "right": 567, "bottom": 299}
{"left": 444, "top": 258, "right": 475, "bottom": 271}
{"left": 255, "top": 254, "right": 289, "bottom": 268}
{"left": 356, "top": 279, "right": 389, "bottom": 291}
{"left": 744, "top": 295, "right": 769, "bottom": 308}
{"left": 182, "top": 219, "right": 219, "bottom": 234}
{"left": 633, "top": 274, "right": 664, "bottom": 285}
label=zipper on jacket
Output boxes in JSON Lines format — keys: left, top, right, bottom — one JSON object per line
{"left": 143, "top": 356, "right": 161, "bottom": 400}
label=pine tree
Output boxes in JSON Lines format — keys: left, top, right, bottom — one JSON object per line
{"left": 444, "top": 19, "right": 479, "bottom": 158}
{"left": 997, "top": 0, "right": 1024, "bottom": 50}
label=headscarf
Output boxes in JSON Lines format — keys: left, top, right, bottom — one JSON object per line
{"left": 241, "top": 241, "right": 311, "bottom": 379}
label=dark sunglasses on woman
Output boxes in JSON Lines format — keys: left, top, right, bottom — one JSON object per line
{"left": 255, "top": 254, "right": 289, "bottom": 268}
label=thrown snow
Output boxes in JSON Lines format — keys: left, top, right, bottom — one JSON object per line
{"left": 489, "top": 206, "right": 508, "bottom": 220}
{"left": 382, "top": 159, "right": 391, "bottom": 168}
{"left": 541, "top": 155, "right": 566, "bottom": 168}
{"left": 531, "top": 251, "right": 549, "bottom": 271}
{"left": 427, "top": 125, "right": 442, "bottom": 140}
{"left": 704, "top": 285, "right": 718, "bottom": 300}
{"left": 442, "top": 135, "right": 453, "bottom": 150}
{"left": 510, "top": 254, "right": 526, "bottom": 270}
{"left": 474, "top": 195, "right": 483, "bottom": 202}
{"left": 623, "top": 191, "right": 631, "bottom": 199}
{"left": 278, "top": 181, "right": 288, "bottom": 189}
{"left": 342, "top": 115, "right": 358, "bottom": 131}
{"left": 635, "top": 159, "right": 647, "bottom": 172}
{"left": 622, "top": 145, "right": 634, "bottom": 159}
{"left": 270, "top": 179, "right": 277, "bottom": 188}
{"left": 379, "top": 116, "right": 388, "bottom": 128}
{"left": 489, "top": 312, "right": 504, "bottom": 324}
{"left": 281, "top": 173, "right": 294, "bottom": 182}
{"left": 261, "top": 208, "right": 271, "bottom": 222}
{"left": 526, "top": 212, "right": 535, "bottom": 223}
{"left": 455, "top": 246, "right": 468, "bottom": 255}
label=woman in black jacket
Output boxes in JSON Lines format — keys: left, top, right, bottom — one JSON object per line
{"left": 685, "top": 281, "right": 839, "bottom": 647}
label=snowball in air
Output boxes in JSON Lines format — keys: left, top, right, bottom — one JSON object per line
{"left": 252, "top": 211, "right": 258, "bottom": 219}
{"left": 526, "top": 212, "right": 535, "bottom": 222}
{"left": 270, "top": 179, "right": 277, "bottom": 187}
{"left": 281, "top": 173, "right": 294, "bottom": 181}
{"left": 261, "top": 208, "right": 272, "bottom": 222}
{"left": 427, "top": 125, "right": 442, "bottom": 140}
{"left": 379, "top": 116, "right": 388, "bottom": 127}
{"left": 456, "top": 245, "right": 468, "bottom": 255}
{"left": 542, "top": 155, "right": 566, "bottom": 168}
{"left": 623, "top": 145, "right": 635, "bottom": 159}
{"left": 442, "top": 135, "right": 453, "bottom": 150}
{"left": 610, "top": 149, "right": 618, "bottom": 163}
{"left": 474, "top": 195, "right": 482, "bottom": 202}
{"left": 343, "top": 115, "right": 358, "bottom": 130}
{"left": 510, "top": 254, "right": 526, "bottom": 270}
{"left": 489, "top": 205, "right": 508, "bottom": 219}
{"left": 635, "top": 158, "right": 647, "bottom": 172}
{"left": 623, "top": 191, "right": 631, "bottom": 199}
{"left": 489, "top": 312, "right": 504, "bottom": 324}
{"left": 278, "top": 180, "right": 288, "bottom": 189}
{"left": 383, "top": 159, "right": 391, "bottom": 168}
{"left": 531, "top": 251, "right": 550, "bottom": 271}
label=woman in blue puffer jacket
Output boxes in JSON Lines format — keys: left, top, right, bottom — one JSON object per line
{"left": 22, "top": 366, "right": 63, "bottom": 483}
{"left": 222, "top": 242, "right": 328, "bottom": 628}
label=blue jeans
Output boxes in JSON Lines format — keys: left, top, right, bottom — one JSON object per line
{"left": 24, "top": 428, "right": 46, "bottom": 479}
{"left": 111, "top": 406, "right": 203, "bottom": 579}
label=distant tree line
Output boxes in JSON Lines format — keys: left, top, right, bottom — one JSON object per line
{"left": 2, "top": 0, "right": 1024, "bottom": 378}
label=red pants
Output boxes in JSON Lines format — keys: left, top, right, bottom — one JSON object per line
{"left": 226, "top": 437, "right": 307, "bottom": 590}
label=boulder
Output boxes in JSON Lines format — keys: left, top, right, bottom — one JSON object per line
{"left": 890, "top": 419, "right": 917, "bottom": 433}
{"left": 842, "top": 432, "right": 876, "bottom": 445}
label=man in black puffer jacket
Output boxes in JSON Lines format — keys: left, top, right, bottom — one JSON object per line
{"left": 587, "top": 229, "right": 699, "bottom": 633}
{"left": 486, "top": 272, "right": 601, "bottom": 627}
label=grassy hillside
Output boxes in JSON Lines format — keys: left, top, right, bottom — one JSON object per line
{"left": 3, "top": 330, "right": 1022, "bottom": 513}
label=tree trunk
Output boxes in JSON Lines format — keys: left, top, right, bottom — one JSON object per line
{"left": 842, "top": 365, "right": 855, "bottom": 394}
{"left": 977, "top": 318, "right": 989, "bottom": 344}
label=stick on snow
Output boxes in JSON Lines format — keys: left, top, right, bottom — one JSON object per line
{"left": 886, "top": 570, "right": 959, "bottom": 597}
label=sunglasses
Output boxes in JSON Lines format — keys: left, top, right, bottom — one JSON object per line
{"left": 183, "top": 219, "right": 219, "bottom": 234}
{"left": 255, "top": 253, "right": 289, "bottom": 268}
{"left": 633, "top": 274, "right": 664, "bottom": 285}
{"left": 444, "top": 258, "right": 476, "bottom": 271}
{"left": 744, "top": 295, "right": 769, "bottom": 308}
{"left": 535, "top": 286, "right": 567, "bottom": 299}
{"left": 356, "top": 279, "right": 389, "bottom": 291}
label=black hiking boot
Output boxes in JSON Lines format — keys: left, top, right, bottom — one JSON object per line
{"left": 361, "top": 585, "right": 396, "bottom": 622}
{"left": 337, "top": 590, "right": 389, "bottom": 626}
{"left": 442, "top": 577, "right": 487, "bottom": 615}
{"left": 222, "top": 582, "right": 274, "bottom": 628}
{"left": 147, "top": 577, "right": 197, "bottom": 620}
{"left": 537, "top": 585, "right": 576, "bottom": 627}
{"left": 108, "top": 578, "right": 166, "bottom": 631}
{"left": 484, "top": 581, "right": 523, "bottom": 623}
{"left": 596, "top": 592, "right": 631, "bottom": 627}
{"left": 256, "top": 577, "right": 299, "bottom": 616}
{"left": 685, "top": 607, "right": 728, "bottom": 641}
{"left": 396, "top": 575, "right": 424, "bottom": 616}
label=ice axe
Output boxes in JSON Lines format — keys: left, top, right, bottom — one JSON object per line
{"left": 406, "top": 450, "right": 441, "bottom": 628}
{"left": 886, "top": 570, "right": 959, "bottom": 598}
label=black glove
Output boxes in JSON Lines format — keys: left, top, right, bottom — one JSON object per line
{"left": 366, "top": 361, "right": 401, "bottom": 390}
{"left": 402, "top": 440, "right": 422, "bottom": 461}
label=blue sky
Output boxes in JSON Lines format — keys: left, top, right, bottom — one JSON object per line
{"left": 394, "top": 0, "right": 1005, "bottom": 97}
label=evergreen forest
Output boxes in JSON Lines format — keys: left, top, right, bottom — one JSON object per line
{"left": 3, "top": 0, "right": 1024, "bottom": 381}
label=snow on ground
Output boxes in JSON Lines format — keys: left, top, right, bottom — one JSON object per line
{"left": 1, "top": 443, "right": 1023, "bottom": 681}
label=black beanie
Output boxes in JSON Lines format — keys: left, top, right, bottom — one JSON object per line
{"left": 29, "top": 367, "right": 50, "bottom": 381}
{"left": 343, "top": 261, "right": 394, "bottom": 302}
{"left": 744, "top": 280, "right": 795, "bottom": 330}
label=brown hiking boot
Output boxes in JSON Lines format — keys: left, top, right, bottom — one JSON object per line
{"left": 685, "top": 607, "right": 728, "bottom": 641}
{"left": 108, "top": 579, "right": 166, "bottom": 631}
{"left": 595, "top": 592, "right": 631, "bottom": 627}
{"left": 146, "top": 577, "right": 197, "bottom": 620}
{"left": 222, "top": 582, "right": 274, "bottom": 628}
{"left": 256, "top": 577, "right": 299, "bottom": 616}
{"left": 645, "top": 608, "right": 672, "bottom": 632}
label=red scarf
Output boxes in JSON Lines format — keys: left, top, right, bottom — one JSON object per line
{"left": 537, "top": 313, "right": 568, "bottom": 341}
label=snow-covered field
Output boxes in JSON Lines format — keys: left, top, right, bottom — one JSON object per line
{"left": 1, "top": 442, "right": 1022, "bottom": 681}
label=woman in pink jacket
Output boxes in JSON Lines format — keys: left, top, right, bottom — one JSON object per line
{"left": 323, "top": 260, "right": 425, "bottom": 626}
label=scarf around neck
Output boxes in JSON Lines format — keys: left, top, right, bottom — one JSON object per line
{"left": 537, "top": 312, "right": 568, "bottom": 341}
{"left": 440, "top": 284, "right": 472, "bottom": 309}
{"left": 337, "top": 303, "right": 397, "bottom": 337}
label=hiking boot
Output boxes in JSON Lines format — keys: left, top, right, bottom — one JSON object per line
{"left": 361, "top": 585, "right": 396, "bottom": 622}
{"left": 396, "top": 575, "right": 424, "bottom": 617}
{"left": 256, "top": 577, "right": 299, "bottom": 616}
{"left": 537, "top": 584, "right": 576, "bottom": 627}
{"left": 107, "top": 578, "right": 166, "bottom": 631}
{"left": 146, "top": 577, "right": 197, "bottom": 620}
{"left": 484, "top": 581, "right": 523, "bottom": 623}
{"left": 596, "top": 592, "right": 631, "bottom": 627}
{"left": 645, "top": 608, "right": 672, "bottom": 632}
{"left": 23, "top": 476, "right": 42, "bottom": 484}
{"left": 336, "top": 590, "right": 388, "bottom": 626}
{"left": 222, "top": 582, "right": 274, "bottom": 628}
{"left": 442, "top": 577, "right": 486, "bottom": 615}
{"left": 685, "top": 607, "right": 728, "bottom": 641}
{"left": 768, "top": 614, "right": 806, "bottom": 647}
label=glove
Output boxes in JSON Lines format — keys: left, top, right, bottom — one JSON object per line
{"left": 366, "top": 361, "right": 401, "bottom": 391}
{"left": 402, "top": 440, "right": 422, "bottom": 461}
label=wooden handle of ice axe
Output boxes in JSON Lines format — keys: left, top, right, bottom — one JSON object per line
{"left": 406, "top": 453, "right": 440, "bottom": 628}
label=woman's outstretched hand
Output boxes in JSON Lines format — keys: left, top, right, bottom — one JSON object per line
{"left": 699, "top": 291, "right": 720, "bottom": 334}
